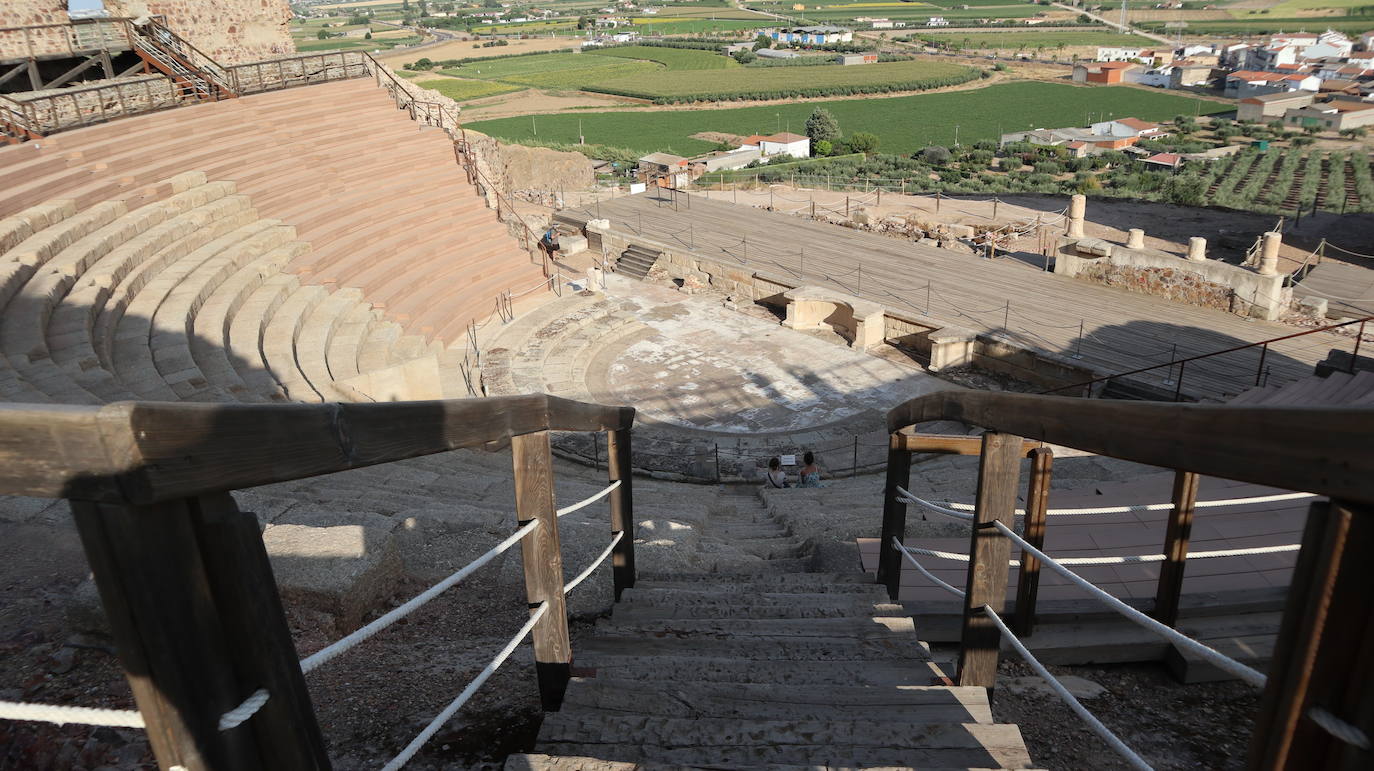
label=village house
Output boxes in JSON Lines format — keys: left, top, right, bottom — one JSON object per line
{"left": 1236, "top": 90, "right": 1318, "bottom": 122}
{"left": 1096, "top": 46, "right": 1144, "bottom": 62}
{"left": 1072, "top": 61, "right": 1139, "bottom": 84}
{"left": 1224, "top": 70, "right": 1322, "bottom": 98}
{"left": 1283, "top": 98, "right": 1374, "bottom": 131}
{"left": 637, "top": 152, "right": 690, "bottom": 187}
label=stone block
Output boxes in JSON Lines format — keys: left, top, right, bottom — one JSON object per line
{"left": 1074, "top": 238, "right": 1112, "bottom": 258}
{"left": 1126, "top": 228, "right": 1145, "bottom": 249}
{"left": 928, "top": 326, "right": 977, "bottom": 371}
{"left": 949, "top": 224, "right": 976, "bottom": 240}
{"left": 263, "top": 511, "right": 404, "bottom": 633}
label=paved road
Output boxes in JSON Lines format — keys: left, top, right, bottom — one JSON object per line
{"left": 1051, "top": 1, "right": 1173, "bottom": 45}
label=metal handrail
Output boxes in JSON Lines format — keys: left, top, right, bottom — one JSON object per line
{"left": 1042, "top": 314, "right": 1374, "bottom": 397}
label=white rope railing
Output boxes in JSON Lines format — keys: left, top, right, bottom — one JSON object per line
{"left": 990, "top": 519, "right": 1268, "bottom": 688}
{"left": 0, "top": 700, "right": 144, "bottom": 728}
{"left": 892, "top": 538, "right": 965, "bottom": 598}
{"left": 1307, "top": 706, "right": 1372, "bottom": 751}
{"left": 300, "top": 519, "right": 542, "bottom": 674}
{"left": 982, "top": 605, "right": 1154, "bottom": 771}
{"left": 896, "top": 541, "right": 1300, "bottom": 567}
{"left": 564, "top": 531, "right": 624, "bottom": 595}
{"left": 380, "top": 602, "right": 549, "bottom": 771}
{"left": 937, "top": 491, "right": 1316, "bottom": 517}
{"left": 556, "top": 480, "right": 621, "bottom": 518}
{"left": 896, "top": 487, "right": 973, "bottom": 521}
{"left": 218, "top": 688, "right": 269, "bottom": 731}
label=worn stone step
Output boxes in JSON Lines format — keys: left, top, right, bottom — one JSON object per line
{"left": 614, "top": 594, "right": 901, "bottom": 621}
{"left": 534, "top": 715, "right": 1032, "bottom": 768}
{"left": 621, "top": 587, "right": 888, "bottom": 606}
{"left": 633, "top": 573, "right": 876, "bottom": 593}
{"left": 579, "top": 655, "right": 934, "bottom": 686}
{"left": 559, "top": 679, "right": 993, "bottom": 723}
{"left": 596, "top": 616, "right": 916, "bottom": 640}
{"left": 640, "top": 556, "right": 814, "bottom": 577}
{"left": 505, "top": 754, "right": 1033, "bottom": 770}
{"left": 579, "top": 633, "right": 925, "bottom": 662}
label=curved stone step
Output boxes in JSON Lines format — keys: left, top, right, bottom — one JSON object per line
{"left": 534, "top": 715, "right": 1032, "bottom": 769}
{"left": 296, "top": 287, "right": 367, "bottom": 402}
{"left": 324, "top": 303, "right": 378, "bottom": 383}
{"left": 261, "top": 283, "right": 329, "bottom": 402}
{"left": 227, "top": 273, "right": 297, "bottom": 401}
{"left": 557, "top": 679, "right": 993, "bottom": 723}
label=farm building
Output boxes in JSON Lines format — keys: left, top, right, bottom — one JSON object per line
{"left": 766, "top": 26, "right": 853, "bottom": 45}
{"left": 637, "top": 152, "right": 690, "bottom": 187}
{"left": 1169, "top": 63, "right": 1216, "bottom": 88}
{"left": 1237, "top": 90, "right": 1317, "bottom": 122}
{"left": 1072, "top": 61, "right": 1139, "bottom": 84}
{"left": 756, "top": 48, "right": 800, "bottom": 59}
{"left": 688, "top": 146, "right": 761, "bottom": 175}
{"left": 926, "top": 17, "right": 950, "bottom": 27}
{"left": 760, "top": 132, "right": 811, "bottom": 158}
{"left": 1142, "top": 152, "right": 1184, "bottom": 171}
{"left": 1224, "top": 70, "right": 1322, "bottom": 98}
{"left": 836, "top": 53, "right": 879, "bottom": 65}
{"left": 1282, "top": 99, "right": 1374, "bottom": 131}
{"left": 1096, "top": 46, "right": 1144, "bottom": 62}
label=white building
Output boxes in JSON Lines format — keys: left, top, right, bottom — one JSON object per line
{"left": 766, "top": 26, "right": 853, "bottom": 45}
{"left": 1097, "top": 47, "right": 1144, "bottom": 62}
{"left": 760, "top": 132, "right": 811, "bottom": 158}
{"left": 926, "top": 16, "right": 950, "bottom": 27}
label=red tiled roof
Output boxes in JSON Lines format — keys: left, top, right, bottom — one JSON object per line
{"left": 1144, "top": 152, "right": 1182, "bottom": 165}
{"left": 1116, "top": 117, "right": 1159, "bottom": 131}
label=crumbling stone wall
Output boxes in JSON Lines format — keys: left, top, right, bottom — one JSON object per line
{"left": 1, "top": 0, "right": 294, "bottom": 66}
{"left": 1079, "top": 263, "right": 1239, "bottom": 314}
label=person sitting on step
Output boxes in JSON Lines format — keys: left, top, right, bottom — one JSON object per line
{"left": 764, "top": 456, "right": 790, "bottom": 489}
{"left": 798, "top": 451, "right": 827, "bottom": 488}
{"left": 539, "top": 224, "right": 560, "bottom": 262}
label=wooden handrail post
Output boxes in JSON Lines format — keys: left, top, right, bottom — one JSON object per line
{"left": 606, "top": 428, "right": 636, "bottom": 600}
{"left": 70, "top": 496, "right": 327, "bottom": 769}
{"left": 956, "top": 432, "right": 1024, "bottom": 691}
{"left": 511, "top": 430, "right": 572, "bottom": 711}
{"left": 1013, "top": 447, "right": 1053, "bottom": 636}
{"left": 1246, "top": 501, "right": 1371, "bottom": 770}
{"left": 1153, "top": 470, "right": 1199, "bottom": 627}
{"left": 877, "top": 433, "right": 911, "bottom": 601}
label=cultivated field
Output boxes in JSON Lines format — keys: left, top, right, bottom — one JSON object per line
{"left": 585, "top": 58, "right": 980, "bottom": 102}
{"left": 467, "top": 81, "right": 1229, "bottom": 155}
{"left": 1138, "top": 15, "right": 1374, "bottom": 34}
{"left": 913, "top": 30, "right": 1162, "bottom": 50}
{"left": 586, "top": 45, "right": 740, "bottom": 70}
{"left": 439, "top": 53, "right": 659, "bottom": 90}
{"left": 1200, "top": 148, "right": 1374, "bottom": 214}
{"left": 415, "top": 78, "right": 527, "bottom": 101}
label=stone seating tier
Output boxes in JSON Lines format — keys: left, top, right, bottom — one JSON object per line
{"left": 0, "top": 78, "right": 546, "bottom": 342}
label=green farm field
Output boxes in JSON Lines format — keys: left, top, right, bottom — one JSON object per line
{"left": 415, "top": 78, "right": 527, "bottom": 101}
{"left": 467, "top": 82, "right": 1229, "bottom": 156}
{"left": 586, "top": 45, "right": 739, "bottom": 69}
{"left": 915, "top": 30, "right": 1161, "bottom": 48}
{"left": 584, "top": 58, "right": 979, "bottom": 102}
{"left": 1139, "top": 16, "right": 1374, "bottom": 34}
{"left": 438, "top": 53, "right": 659, "bottom": 89}
{"left": 629, "top": 18, "right": 771, "bottom": 33}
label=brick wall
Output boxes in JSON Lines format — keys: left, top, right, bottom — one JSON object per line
{"left": 1, "top": 0, "right": 294, "bottom": 66}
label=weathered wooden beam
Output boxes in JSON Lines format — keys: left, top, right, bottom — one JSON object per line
{"left": 1013, "top": 447, "right": 1053, "bottom": 636}
{"left": 893, "top": 429, "right": 1042, "bottom": 457}
{"left": 877, "top": 434, "right": 912, "bottom": 602}
{"left": 606, "top": 428, "right": 635, "bottom": 600}
{"left": 1246, "top": 501, "right": 1366, "bottom": 770}
{"left": 71, "top": 498, "right": 262, "bottom": 769}
{"left": 0, "top": 396, "right": 634, "bottom": 504}
{"left": 956, "top": 432, "right": 1024, "bottom": 690}
{"left": 42, "top": 54, "right": 101, "bottom": 90}
{"left": 191, "top": 494, "right": 331, "bottom": 769}
{"left": 1153, "top": 470, "right": 1199, "bottom": 627}
{"left": 887, "top": 391, "right": 1374, "bottom": 505}
{"left": 511, "top": 431, "right": 572, "bottom": 711}
{"left": 0, "top": 62, "right": 28, "bottom": 88}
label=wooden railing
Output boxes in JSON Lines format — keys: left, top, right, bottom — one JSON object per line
{"left": 224, "top": 50, "right": 370, "bottom": 95}
{"left": 0, "top": 17, "right": 135, "bottom": 61}
{"left": 0, "top": 394, "right": 635, "bottom": 770}
{"left": 879, "top": 391, "right": 1374, "bottom": 769}
{"left": 129, "top": 18, "right": 236, "bottom": 100}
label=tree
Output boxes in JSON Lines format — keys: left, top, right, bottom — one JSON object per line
{"left": 577, "top": 15, "right": 591, "bottom": 29}
{"left": 365, "top": 31, "right": 372, "bottom": 39}
{"left": 849, "top": 131, "right": 880, "bottom": 154}
{"left": 732, "top": 49, "right": 756, "bottom": 63}
{"left": 813, "top": 139, "right": 833, "bottom": 157}
{"left": 316, "top": 28, "right": 331, "bottom": 39}
{"left": 805, "top": 108, "right": 841, "bottom": 145}
{"left": 1163, "top": 173, "right": 1205, "bottom": 206}
{"left": 754, "top": 33, "right": 772, "bottom": 50}
{"left": 1340, "top": 127, "right": 1367, "bottom": 139}
{"left": 921, "top": 145, "right": 952, "bottom": 165}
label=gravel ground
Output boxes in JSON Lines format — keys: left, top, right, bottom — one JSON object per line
{"left": 988, "top": 657, "right": 1260, "bottom": 770}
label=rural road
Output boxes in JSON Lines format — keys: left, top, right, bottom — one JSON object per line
{"left": 1051, "top": 2, "right": 1173, "bottom": 45}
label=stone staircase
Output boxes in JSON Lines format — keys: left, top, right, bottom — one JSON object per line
{"left": 508, "top": 485, "right": 1035, "bottom": 770}
{"left": 1229, "top": 369, "right": 1374, "bottom": 407}
{"left": 612, "top": 244, "right": 662, "bottom": 280}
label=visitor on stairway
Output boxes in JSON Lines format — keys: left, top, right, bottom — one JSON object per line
{"left": 798, "top": 452, "right": 827, "bottom": 488}
{"left": 540, "top": 225, "right": 560, "bottom": 262}
{"left": 764, "top": 457, "right": 791, "bottom": 488}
